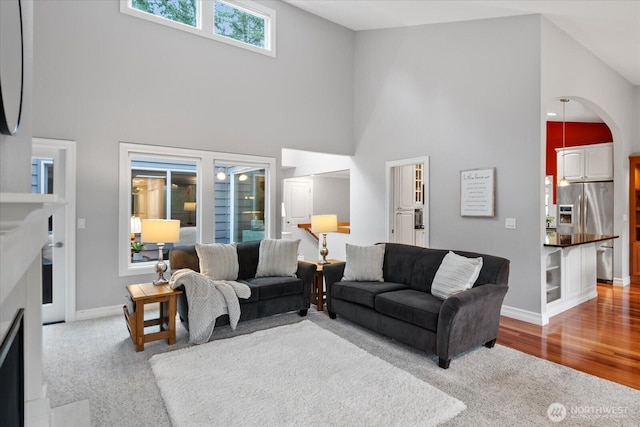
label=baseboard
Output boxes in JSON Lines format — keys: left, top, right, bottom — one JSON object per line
{"left": 613, "top": 276, "right": 630, "bottom": 287}
{"left": 500, "top": 305, "right": 546, "bottom": 326}
{"left": 75, "top": 304, "right": 123, "bottom": 321}
{"left": 75, "top": 302, "right": 158, "bottom": 321}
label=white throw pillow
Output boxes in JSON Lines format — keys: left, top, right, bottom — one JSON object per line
{"left": 255, "top": 239, "right": 300, "bottom": 278}
{"left": 195, "top": 243, "right": 239, "bottom": 281}
{"left": 431, "top": 251, "right": 483, "bottom": 300}
{"left": 341, "top": 244, "right": 385, "bottom": 282}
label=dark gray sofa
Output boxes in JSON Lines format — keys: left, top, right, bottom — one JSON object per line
{"left": 323, "top": 243, "right": 510, "bottom": 369}
{"left": 169, "top": 241, "right": 316, "bottom": 330}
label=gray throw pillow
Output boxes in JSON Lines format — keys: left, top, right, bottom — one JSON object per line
{"left": 431, "top": 251, "right": 483, "bottom": 300}
{"left": 255, "top": 239, "right": 300, "bottom": 278}
{"left": 195, "top": 243, "right": 239, "bottom": 281}
{"left": 342, "top": 243, "right": 385, "bottom": 282}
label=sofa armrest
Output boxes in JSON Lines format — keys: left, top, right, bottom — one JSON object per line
{"left": 322, "top": 262, "right": 346, "bottom": 312}
{"left": 296, "top": 261, "right": 316, "bottom": 307}
{"left": 437, "top": 283, "right": 508, "bottom": 362}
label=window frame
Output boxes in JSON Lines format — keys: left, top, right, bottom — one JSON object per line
{"left": 119, "top": 142, "right": 276, "bottom": 277}
{"left": 120, "top": 0, "right": 276, "bottom": 57}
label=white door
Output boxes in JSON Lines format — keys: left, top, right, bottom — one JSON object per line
{"left": 283, "top": 179, "right": 314, "bottom": 259}
{"left": 32, "top": 139, "right": 76, "bottom": 323}
{"left": 386, "top": 157, "right": 430, "bottom": 248}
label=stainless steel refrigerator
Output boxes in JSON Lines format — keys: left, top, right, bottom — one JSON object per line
{"left": 557, "top": 181, "right": 614, "bottom": 282}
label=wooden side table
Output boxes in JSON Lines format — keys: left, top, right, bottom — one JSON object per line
{"left": 311, "top": 259, "right": 341, "bottom": 311}
{"left": 123, "top": 283, "right": 183, "bottom": 352}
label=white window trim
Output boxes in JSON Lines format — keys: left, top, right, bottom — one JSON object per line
{"left": 119, "top": 142, "right": 276, "bottom": 277}
{"left": 120, "top": 0, "right": 276, "bottom": 57}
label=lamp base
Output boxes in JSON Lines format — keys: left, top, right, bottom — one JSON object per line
{"left": 153, "top": 243, "right": 168, "bottom": 286}
{"left": 318, "top": 233, "right": 330, "bottom": 265}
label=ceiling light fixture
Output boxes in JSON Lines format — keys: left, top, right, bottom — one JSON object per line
{"left": 558, "top": 98, "right": 570, "bottom": 188}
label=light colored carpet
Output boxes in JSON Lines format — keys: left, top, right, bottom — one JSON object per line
{"left": 42, "top": 309, "right": 640, "bottom": 426}
{"left": 150, "top": 320, "right": 465, "bottom": 426}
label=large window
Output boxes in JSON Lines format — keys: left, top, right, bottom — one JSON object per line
{"left": 121, "top": 0, "right": 276, "bottom": 56}
{"left": 120, "top": 143, "right": 275, "bottom": 276}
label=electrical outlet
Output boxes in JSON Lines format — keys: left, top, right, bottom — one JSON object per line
{"left": 77, "top": 218, "right": 86, "bottom": 229}
{"left": 505, "top": 218, "right": 516, "bottom": 229}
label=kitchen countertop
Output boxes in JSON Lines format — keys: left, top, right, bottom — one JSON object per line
{"left": 544, "top": 232, "right": 619, "bottom": 248}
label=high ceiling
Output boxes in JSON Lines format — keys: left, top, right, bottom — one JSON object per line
{"left": 285, "top": 0, "right": 640, "bottom": 88}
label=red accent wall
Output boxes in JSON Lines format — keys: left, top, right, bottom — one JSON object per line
{"left": 546, "top": 122, "right": 612, "bottom": 203}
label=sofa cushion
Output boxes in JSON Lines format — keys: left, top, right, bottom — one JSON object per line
{"left": 375, "top": 289, "right": 442, "bottom": 332}
{"left": 236, "top": 280, "right": 260, "bottom": 303}
{"left": 255, "top": 239, "right": 300, "bottom": 278}
{"left": 243, "top": 276, "right": 303, "bottom": 300}
{"left": 195, "top": 243, "right": 238, "bottom": 281}
{"left": 382, "top": 243, "right": 423, "bottom": 286}
{"left": 342, "top": 243, "right": 385, "bottom": 282}
{"left": 431, "top": 251, "right": 483, "bottom": 300}
{"left": 236, "top": 241, "right": 260, "bottom": 280}
{"left": 332, "top": 281, "right": 408, "bottom": 308}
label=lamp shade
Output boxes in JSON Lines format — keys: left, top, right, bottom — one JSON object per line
{"left": 141, "top": 219, "right": 180, "bottom": 243}
{"left": 183, "top": 202, "right": 196, "bottom": 212}
{"left": 130, "top": 216, "right": 142, "bottom": 234}
{"left": 311, "top": 214, "right": 338, "bottom": 233}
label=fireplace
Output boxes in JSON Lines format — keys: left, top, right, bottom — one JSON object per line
{"left": 0, "top": 308, "right": 24, "bottom": 427}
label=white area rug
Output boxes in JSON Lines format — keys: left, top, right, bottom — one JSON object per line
{"left": 150, "top": 320, "right": 465, "bottom": 426}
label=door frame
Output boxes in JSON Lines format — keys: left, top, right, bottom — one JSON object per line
{"left": 33, "top": 137, "right": 77, "bottom": 322}
{"left": 385, "top": 156, "right": 430, "bottom": 246}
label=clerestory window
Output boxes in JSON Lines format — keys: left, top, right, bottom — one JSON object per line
{"left": 121, "top": 0, "right": 276, "bottom": 56}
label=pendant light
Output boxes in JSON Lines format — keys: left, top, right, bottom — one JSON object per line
{"left": 558, "top": 98, "right": 570, "bottom": 187}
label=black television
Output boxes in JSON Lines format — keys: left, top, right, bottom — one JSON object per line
{"left": 0, "top": 308, "right": 25, "bottom": 427}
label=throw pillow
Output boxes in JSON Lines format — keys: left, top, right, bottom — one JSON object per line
{"left": 431, "top": 251, "right": 483, "bottom": 300}
{"left": 255, "top": 239, "right": 300, "bottom": 278}
{"left": 195, "top": 243, "right": 239, "bottom": 281}
{"left": 341, "top": 243, "right": 385, "bottom": 282}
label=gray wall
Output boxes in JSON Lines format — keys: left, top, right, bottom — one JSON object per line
{"left": 312, "top": 175, "right": 350, "bottom": 221}
{"left": 0, "top": 1, "right": 33, "bottom": 192}
{"left": 351, "top": 15, "right": 543, "bottom": 313}
{"left": 32, "top": 0, "right": 354, "bottom": 311}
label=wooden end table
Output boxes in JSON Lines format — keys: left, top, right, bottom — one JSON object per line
{"left": 311, "top": 259, "right": 342, "bottom": 311}
{"left": 123, "top": 282, "right": 183, "bottom": 352}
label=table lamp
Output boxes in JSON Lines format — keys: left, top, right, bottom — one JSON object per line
{"left": 141, "top": 219, "right": 180, "bottom": 285}
{"left": 183, "top": 202, "right": 196, "bottom": 225}
{"left": 311, "top": 214, "right": 338, "bottom": 265}
{"left": 130, "top": 216, "right": 142, "bottom": 241}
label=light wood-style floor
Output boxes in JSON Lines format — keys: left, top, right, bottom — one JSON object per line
{"left": 498, "top": 282, "right": 640, "bottom": 390}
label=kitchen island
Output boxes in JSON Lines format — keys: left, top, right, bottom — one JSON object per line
{"left": 543, "top": 233, "right": 619, "bottom": 322}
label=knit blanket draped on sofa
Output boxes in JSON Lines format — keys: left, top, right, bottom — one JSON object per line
{"left": 169, "top": 269, "right": 251, "bottom": 344}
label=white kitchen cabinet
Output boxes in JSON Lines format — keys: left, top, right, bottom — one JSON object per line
{"left": 414, "top": 229, "right": 426, "bottom": 247}
{"left": 394, "top": 210, "right": 414, "bottom": 245}
{"left": 584, "top": 144, "right": 613, "bottom": 180}
{"left": 544, "top": 243, "right": 597, "bottom": 321}
{"left": 394, "top": 165, "right": 414, "bottom": 209}
{"left": 556, "top": 142, "right": 613, "bottom": 182}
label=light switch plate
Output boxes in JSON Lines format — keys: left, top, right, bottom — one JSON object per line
{"left": 77, "top": 218, "right": 86, "bottom": 229}
{"left": 505, "top": 218, "right": 516, "bottom": 229}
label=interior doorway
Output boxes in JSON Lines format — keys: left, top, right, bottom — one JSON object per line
{"left": 32, "top": 138, "right": 76, "bottom": 323}
{"left": 386, "top": 156, "right": 429, "bottom": 248}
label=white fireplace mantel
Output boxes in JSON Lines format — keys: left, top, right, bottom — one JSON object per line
{"left": 0, "top": 192, "right": 64, "bottom": 427}
{"left": 0, "top": 193, "right": 63, "bottom": 307}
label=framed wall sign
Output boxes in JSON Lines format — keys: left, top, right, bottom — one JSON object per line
{"left": 460, "top": 167, "right": 495, "bottom": 217}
